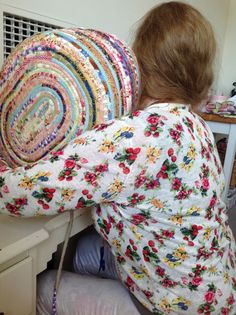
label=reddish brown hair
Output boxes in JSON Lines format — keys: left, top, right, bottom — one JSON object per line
{"left": 133, "top": 1, "right": 216, "bottom": 109}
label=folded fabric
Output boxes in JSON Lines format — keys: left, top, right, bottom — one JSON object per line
{"left": 0, "top": 28, "right": 140, "bottom": 166}
{"left": 37, "top": 270, "right": 141, "bottom": 315}
{"left": 205, "top": 100, "right": 236, "bottom": 115}
{"left": 73, "top": 229, "right": 118, "bottom": 279}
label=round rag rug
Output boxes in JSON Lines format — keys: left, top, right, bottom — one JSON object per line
{"left": 0, "top": 28, "right": 140, "bottom": 166}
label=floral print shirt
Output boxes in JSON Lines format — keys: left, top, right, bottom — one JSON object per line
{"left": 0, "top": 103, "right": 236, "bottom": 315}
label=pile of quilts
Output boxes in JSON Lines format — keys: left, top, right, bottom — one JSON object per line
{"left": 0, "top": 28, "right": 140, "bottom": 167}
{"left": 204, "top": 95, "right": 236, "bottom": 116}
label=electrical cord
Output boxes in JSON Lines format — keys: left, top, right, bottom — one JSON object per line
{"left": 51, "top": 210, "right": 74, "bottom": 315}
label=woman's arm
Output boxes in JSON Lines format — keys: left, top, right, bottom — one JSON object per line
{"left": 0, "top": 118, "right": 135, "bottom": 217}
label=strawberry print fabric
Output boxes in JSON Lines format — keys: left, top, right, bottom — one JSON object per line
{"left": 0, "top": 103, "right": 235, "bottom": 314}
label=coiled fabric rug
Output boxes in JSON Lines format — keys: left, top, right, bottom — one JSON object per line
{"left": 0, "top": 28, "right": 140, "bottom": 166}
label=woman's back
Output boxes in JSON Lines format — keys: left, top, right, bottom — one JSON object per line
{"left": 92, "top": 103, "right": 236, "bottom": 314}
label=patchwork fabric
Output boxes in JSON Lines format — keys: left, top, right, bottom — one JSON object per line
{"left": 0, "top": 28, "right": 139, "bottom": 166}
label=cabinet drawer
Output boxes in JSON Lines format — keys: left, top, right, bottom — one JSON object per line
{"left": 0, "top": 257, "right": 33, "bottom": 315}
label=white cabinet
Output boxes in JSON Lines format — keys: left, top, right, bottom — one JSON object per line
{"left": 198, "top": 112, "right": 236, "bottom": 205}
{"left": 0, "top": 257, "right": 33, "bottom": 315}
{"left": 0, "top": 209, "right": 92, "bottom": 315}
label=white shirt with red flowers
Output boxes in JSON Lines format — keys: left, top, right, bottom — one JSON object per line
{"left": 0, "top": 103, "right": 235, "bottom": 314}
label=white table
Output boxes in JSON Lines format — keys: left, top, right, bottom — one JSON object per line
{"left": 199, "top": 113, "right": 236, "bottom": 202}
{"left": 0, "top": 209, "right": 92, "bottom": 315}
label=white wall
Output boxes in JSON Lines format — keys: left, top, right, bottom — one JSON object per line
{"left": 218, "top": 0, "right": 236, "bottom": 95}
{"left": 0, "top": 0, "right": 158, "bottom": 42}
{"left": 0, "top": 0, "right": 232, "bottom": 92}
{"left": 0, "top": 0, "right": 229, "bottom": 43}
{"left": 185, "top": 0, "right": 230, "bottom": 93}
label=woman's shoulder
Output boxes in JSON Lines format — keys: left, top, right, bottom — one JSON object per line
{"left": 98, "top": 104, "right": 208, "bottom": 144}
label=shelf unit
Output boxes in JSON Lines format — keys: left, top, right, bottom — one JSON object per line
{"left": 198, "top": 113, "right": 236, "bottom": 208}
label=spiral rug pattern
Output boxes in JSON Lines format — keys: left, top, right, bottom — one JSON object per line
{"left": 0, "top": 28, "right": 140, "bottom": 166}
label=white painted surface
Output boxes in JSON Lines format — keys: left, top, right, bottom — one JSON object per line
{"left": 205, "top": 120, "right": 236, "bottom": 202}
{"left": 0, "top": 0, "right": 157, "bottom": 43}
{"left": 0, "top": 209, "right": 92, "bottom": 315}
{"left": 218, "top": 0, "right": 236, "bottom": 95}
{"left": 185, "top": 0, "right": 230, "bottom": 92}
{"left": 0, "top": 0, "right": 229, "bottom": 44}
{"left": 0, "top": 257, "right": 33, "bottom": 315}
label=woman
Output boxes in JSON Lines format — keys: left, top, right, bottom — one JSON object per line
{"left": 0, "top": 2, "right": 235, "bottom": 314}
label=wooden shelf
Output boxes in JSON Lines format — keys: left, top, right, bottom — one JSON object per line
{"left": 197, "top": 112, "right": 236, "bottom": 204}
{"left": 198, "top": 112, "right": 236, "bottom": 124}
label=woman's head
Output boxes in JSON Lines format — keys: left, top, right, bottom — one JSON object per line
{"left": 133, "top": 1, "right": 216, "bottom": 109}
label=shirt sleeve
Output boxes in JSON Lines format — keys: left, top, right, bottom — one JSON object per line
{"left": 0, "top": 118, "right": 134, "bottom": 217}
